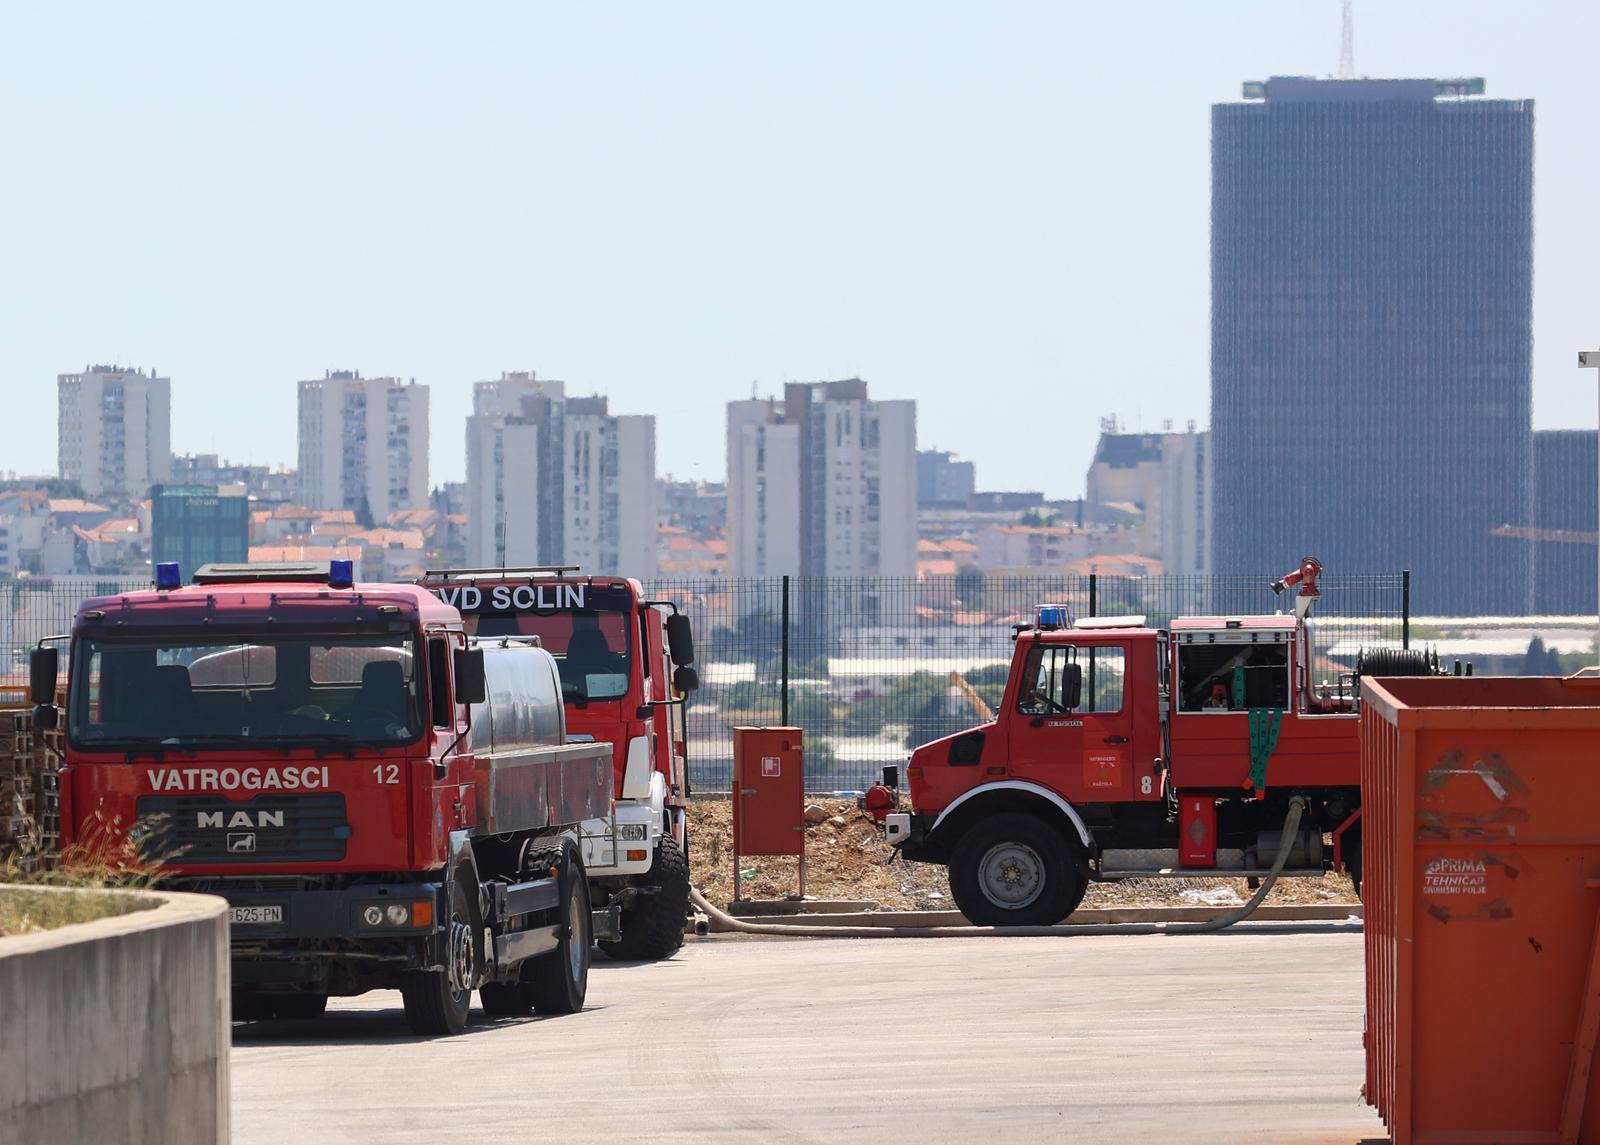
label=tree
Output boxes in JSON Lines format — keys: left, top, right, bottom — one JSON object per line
{"left": 955, "top": 565, "right": 985, "bottom": 606}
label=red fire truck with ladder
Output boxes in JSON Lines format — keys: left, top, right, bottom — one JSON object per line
{"left": 31, "top": 560, "right": 618, "bottom": 1035}
{"left": 864, "top": 559, "right": 1441, "bottom": 925}
{"left": 419, "top": 567, "right": 698, "bottom": 961}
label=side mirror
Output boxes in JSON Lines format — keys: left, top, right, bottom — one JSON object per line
{"left": 881, "top": 764, "right": 899, "bottom": 790}
{"left": 666, "top": 614, "right": 695, "bottom": 666}
{"left": 33, "top": 704, "right": 58, "bottom": 731}
{"left": 1061, "top": 663, "right": 1083, "bottom": 711}
{"left": 672, "top": 664, "right": 700, "bottom": 694}
{"left": 454, "top": 647, "right": 487, "bottom": 706}
{"left": 30, "top": 647, "right": 58, "bottom": 706}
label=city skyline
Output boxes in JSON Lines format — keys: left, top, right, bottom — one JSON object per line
{"left": 5, "top": 3, "right": 1599, "bottom": 501}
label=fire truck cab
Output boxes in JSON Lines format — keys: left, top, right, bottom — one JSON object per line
{"left": 875, "top": 577, "right": 1379, "bottom": 926}
{"left": 421, "top": 567, "right": 698, "bottom": 961}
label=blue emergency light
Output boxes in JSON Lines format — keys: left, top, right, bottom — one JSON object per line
{"left": 328, "top": 559, "right": 354, "bottom": 589}
{"left": 1036, "top": 605, "right": 1071, "bottom": 630}
{"left": 154, "top": 562, "right": 182, "bottom": 590}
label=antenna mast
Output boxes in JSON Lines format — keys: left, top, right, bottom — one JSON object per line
{"left": 1339, "top": 1, "right": 1355, "bottom": 79}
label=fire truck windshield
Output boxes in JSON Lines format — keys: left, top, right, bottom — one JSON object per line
{"left": 471, "top": 608, "right": 633, "bottom": 704}
{"left": 68, "top": 633, "right": 423, "bottom": 751}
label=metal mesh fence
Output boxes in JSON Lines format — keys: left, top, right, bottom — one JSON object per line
{"left": 0, "top": 572, "right": 1407, "bottom": 792}
{"left": 644, "top": 573, "right": 1407, "bottom": 793}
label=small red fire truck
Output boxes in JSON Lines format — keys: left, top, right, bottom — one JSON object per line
{"left": 420, "top": 567, "right": 698, "bottom": 961}
{"left": 33, "top": 561, "right": 615, "bottom": 1035}
{"left": 867, "top": 560, "right": 1429, "bottom": 925}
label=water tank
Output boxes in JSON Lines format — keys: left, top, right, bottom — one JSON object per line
{"left": 478, "top": 639, "right": 565, "bottom": 753}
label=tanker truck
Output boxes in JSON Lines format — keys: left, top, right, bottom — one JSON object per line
{"left": 31, "top": 560, "right": 615, "bottom": 1036}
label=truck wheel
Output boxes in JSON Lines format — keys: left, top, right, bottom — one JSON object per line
{"left": 272, "top": 993, "right": 328, "bottom": 1021}
{"left": 949, "top": 812, "right": 1082, "bottom": 927}
{"left": 401, "top": 874, "right": 476, "bottom": 1036}
{"left": 478, "top": 981, "right": 533, "bottom": 1018}
{"left": 598, "top": 836, "right": 689, "bottom": 962}
{"left": 233, "top": 992, "right": 327, "bottom": 1021}
{"left": 523, "top": 838, "right": 591, "bottom": 1015}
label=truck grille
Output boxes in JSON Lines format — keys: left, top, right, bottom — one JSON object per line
{"left": 135, "top": 793, "right": 349, "bottom": 864}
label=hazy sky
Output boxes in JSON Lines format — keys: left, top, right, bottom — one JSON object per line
{"left": 3, "top": 2, "right": 1597, "bottom": 499}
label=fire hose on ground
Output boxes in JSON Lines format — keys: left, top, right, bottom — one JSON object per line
{"left": 687, "top": 796, "right": 1309, "bottom": 939}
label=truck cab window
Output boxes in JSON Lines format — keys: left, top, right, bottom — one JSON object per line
{"left": 1017, "top": 645, "right": 1126, "bottom": 715}
{"left": 1178, "top": 641, "right": 1289, "bottom": 711}
{"left": 428, "top": 638, "right": 451, "bottom": 728}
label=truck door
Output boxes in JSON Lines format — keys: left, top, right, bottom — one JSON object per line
{"left": 1009, "top": 639, "right": 1135, "bottom": 801}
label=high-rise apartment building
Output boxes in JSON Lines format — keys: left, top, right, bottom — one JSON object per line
{"left": 917, "top": 450, "right": 976, "bottom": 507}
{"left": 57, "top": 365, "right": 172, "bottom": 499}
{"left": 726, "top": 380, "right": 916, "bottom": 578}
{"left": 1531, "top": 430, "right": 1597, "bottom": 615}
{"left": 464, "top": 372, "right": 656, "bottom": 576}
{"left": 297, "top": 372, "right": 429, "bottom": 521}
{"left": 1211, "top": 77, "right": 1533, "bottom": 614}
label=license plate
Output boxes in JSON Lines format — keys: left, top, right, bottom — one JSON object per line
{"left": 230, "top": 905, "right": 283, "bottom": 925}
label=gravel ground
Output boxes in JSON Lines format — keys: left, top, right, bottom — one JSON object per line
{"left": 687, "top": 797, "right": 1359, "bottom": 912}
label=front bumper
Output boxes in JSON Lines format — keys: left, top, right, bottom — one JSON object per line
{"left": 215, "top": 881, "right": 442, "bottom": 942}
{"left": 581, "top": 802, "right": 658, "bottom": 878}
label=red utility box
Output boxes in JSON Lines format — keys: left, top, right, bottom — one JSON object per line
{"left": 733, "top": 726, "right": 804, "bottom": 855}
{"left": 732, "top": 727, "right": 804, "bottom": 901}
{"left": 1178, "top": 795, "right": 1217, "bottom": 868}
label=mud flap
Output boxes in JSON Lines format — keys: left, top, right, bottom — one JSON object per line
{"left": 592, "top": 903, "right": 622, "bottom": 943}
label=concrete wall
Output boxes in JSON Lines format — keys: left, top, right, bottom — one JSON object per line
{"left": 0, "top": 886, "right": 230, "bottom": 1144}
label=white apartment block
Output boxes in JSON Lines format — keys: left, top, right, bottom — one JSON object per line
{"left": 297, "top": 372, "right": 429, "bottom": 521}
{"left": 726, "top": 381, "right": 917, "bottom": 578}
{"left": 726, "top": 399, "right": 801, "bottom": 577}
{"left": 57, "top": 365, "right": 172, "bottom": 499}
{"left": 465, "top": 373, "right": 657, "bottom": 576}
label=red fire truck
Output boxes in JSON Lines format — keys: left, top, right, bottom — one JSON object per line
{"left": 32, "top": 561, "right": 616, "bottom": 1035}
{"left": 867, "top": 560, "right": 1429, "bottom": 925}
{"left": 420, "top": 567, "right": 698, "bottom": 961}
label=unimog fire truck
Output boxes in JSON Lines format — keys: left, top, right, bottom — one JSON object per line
{"left": 32, "top": 560, "right": 615, "bottom": 1035}
{"left": 420, "top": 567, "right": 698, "bottom": 961}
{"left": 867, "top": 560, "right": 1434, "bottom": 925}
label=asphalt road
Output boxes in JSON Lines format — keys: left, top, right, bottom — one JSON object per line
{"left": 230, "top": 927, "right": 1389, "bottom": 1145}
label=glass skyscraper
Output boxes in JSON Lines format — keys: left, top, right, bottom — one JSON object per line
{"left": 1210, "top": 77, "right": 1533, "bottom": 615}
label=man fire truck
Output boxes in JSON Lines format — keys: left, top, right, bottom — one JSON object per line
{"left": 420, "top": 567, "right": 698, "bottom": 961}
{"left": 32, "top": 560, "right": 615, "bottom": 1036}
{"left": 866, "top": 559, "right": 1434, "bottom": 925}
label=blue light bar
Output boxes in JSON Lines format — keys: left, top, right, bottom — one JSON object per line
{"left": 1036, "top": 605, "right": 1071, "bottom": 630}
{"left": 328, "top": 559, "right": 354, "bottom": 589}
{"left": 154, "top": 562, "right": 182, "bottom": 590}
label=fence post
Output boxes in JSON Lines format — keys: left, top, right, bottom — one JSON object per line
{"left": 780, "top": 574, "right": 791, "bottom": 726}
{"left": 1088, "top": 573, "right": 1098, "bottom": 618}
{"left": 1402, "top": 569, "right": 1411, "bottom": 650}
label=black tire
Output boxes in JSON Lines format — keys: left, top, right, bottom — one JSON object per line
{"left": 598, "top": 836, "right": 689, "bottom": 962}
{"left": 948, "top": 812, "right": 1083, "bottom": 927}
{"left": 478, "top": 981, "right": 534, "bottom": 1018}
{"left": 233, "top": 992, "right": 327, "bottom": 1021}
{"left": 401, "top": 873, "right": 476, "bottom": 1036}
{"left": 523, "top": 838, "right": 591, "bottom": 1015}
{"left": 272, "top": 993, "right": 328, "bottom": 1021}
{"left": 1345, "top": 829, "right": 1364, "bottom": 901}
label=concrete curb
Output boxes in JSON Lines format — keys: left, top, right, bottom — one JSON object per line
{"left": 0, "top": 884, "right": 231, "bottom": 1144}
{"left": 709, "top": 902, "right": 1363, "bottom": 930}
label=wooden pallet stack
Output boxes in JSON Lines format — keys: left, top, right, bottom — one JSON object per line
{"left": 0, "top": 708, "right": 60, "bottom": 869}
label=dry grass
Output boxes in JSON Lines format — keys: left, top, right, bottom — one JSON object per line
{"left": 0, "top": 885, "right": 154, "bottom": 937}
{"left": 688, "top": 796, "right": 1360, "bottom": 912}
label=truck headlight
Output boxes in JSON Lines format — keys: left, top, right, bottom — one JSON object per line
{"left": 363, "top": 906, "right": 383, "bottom": 926}
{"left": 385, "top": 904, "right": 409, "bottom": 926}
{"left": 618, "top": 824, "right": 649, "bottom": 841}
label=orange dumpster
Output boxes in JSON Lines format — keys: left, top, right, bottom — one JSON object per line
{"left": 1361, "top": 674, "right": 1600, "bottom": 1145}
